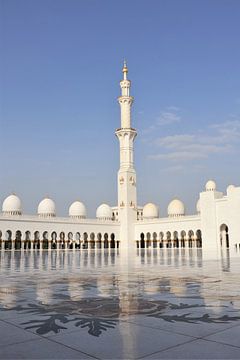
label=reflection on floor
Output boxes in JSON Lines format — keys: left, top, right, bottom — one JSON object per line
{"left": 0, "top": 249, "right": 240, "bottom": 359}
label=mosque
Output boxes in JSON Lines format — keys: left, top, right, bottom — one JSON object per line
{"left": 1, "top": 62, "right": 240, "bottom": 256}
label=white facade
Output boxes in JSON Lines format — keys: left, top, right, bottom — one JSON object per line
{"left": 1, "top": 63, "right": 240, "bottom": 256}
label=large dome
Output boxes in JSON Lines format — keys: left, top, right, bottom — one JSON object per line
{"left": 96, "top": 203, "right": 112, "bottom": 220}
{"left": 143, "top": 203, "right": 159, "bottom": 219}
{"left": 69, "top": 201, "right": 86, "bottom": 218}
{"left": 2, "top": 194, "right": 22, "bottom": 215}
{"left": 168, "top": 198, "right": 185, "bottom": 217}
{"left": 38, "top": 197, "right": 56, "bottom": 217}
{"left": 205, "top": 180, "right": 216, "bottom": 191}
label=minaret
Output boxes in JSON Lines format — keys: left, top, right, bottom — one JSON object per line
{"left": 115, "top": 61, "right": 137, "bottom": 250}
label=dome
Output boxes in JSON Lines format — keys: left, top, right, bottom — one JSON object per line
{"left": 38, "top": 197, "right": 56, "bottom": 217}
{"left": 227, "top": 184, "right": 235, "bottom": 194}
{"left": 2, "top": 194, "right": 22, "bottom": 215}
{"left": 96, "top": 203, "right": 112, "bottom": 220}
{"left": 69, "top": 201, "right": 86, "bottom": 218}
{"left": 205, "top": 180, "right": 216, "bottom": 191}
{"left": 196, "top": 199, "right": 201, "bottom": 214}
{"left": 143, "top": 203, "right": 159, "bottom": 219}
{"left": 168, "top": 198, "right": 185, "bottom": 217}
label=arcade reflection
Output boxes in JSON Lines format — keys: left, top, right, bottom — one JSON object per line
{"left": 0, "top": 248, "right": 240, "bottom": 339}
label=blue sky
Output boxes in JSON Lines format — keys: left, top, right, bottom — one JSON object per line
{"left": 1, "top": 0, "right": 240, "bottom": 217}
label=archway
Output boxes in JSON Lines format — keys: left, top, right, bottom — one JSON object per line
{"left": 188, "top": 230, "right": 194, "bottom": 248}
{"left": 15, "top": 230, "right": 22, "bottom": 250}
{"left": 110, "top": 233, "right": 115, "bottom": 248}
{"left": 34, "top": 231, "right": 40, "bottom": 249}
{"left": 140, "top": 233, "right": 145, "bottom": 248}
{"left": 75, "top": 232, "right": 81, "bottom": 249}
{"left": 60, "top": 232, "right": 65, "bottom": 249}
{"left": 220, "top": 224, "right": 229, "bottom": 248}
{"left": 97, "top": 233, "right": 102, "bottom": 249}
{"left": 166, "top": 231, "right": 171, "bottom": 248}
{"left": 152, "top": 232, "right": 157, "bottom": 248}
{"left": 5, "top": 230, "right": 12, "bottom": 250}
{"left": 173, "top": 231, "right": 179, "bottom": 248}
{"left": 51, "top": 232, "right": 57, "bottom": 249}
{"left": 43, "top": 231, "right": 49, "bottom": 249}
{"left": 90, "top": 233, "right": 95, "bottom": 249}
{"left": 180, "top": 231, "right": 186, "bottom": 248}
{"left": 159, "top": 232, "right": 164, "bottom": 248}
{"left": 104, "top": 233, "right": 108, "bottom": 249}
{"left": 146, "top": 232, "right": 151, "bottom": 248}
{"left": 196, "top": 230, "right": 202, "bottom": 248}
{"left": 68, "top": 232, "right": 73, "bottom": 249}
{"left": 25, "top": 231, "right": 31, "bottom": 249}
{"left": 83, "top": 232, "right": 88, "bottom": 249}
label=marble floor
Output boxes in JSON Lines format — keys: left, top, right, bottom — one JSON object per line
{"left": 0, "top": 249, "right": 240, "bottom": 359}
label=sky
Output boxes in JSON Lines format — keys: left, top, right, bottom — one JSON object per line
{"left": 1, "top": 0, "right": 240, "bottom": 217}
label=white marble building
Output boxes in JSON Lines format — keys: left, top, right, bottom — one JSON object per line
{"left": 1, "top": 62, "right": 240, "bottom": 255}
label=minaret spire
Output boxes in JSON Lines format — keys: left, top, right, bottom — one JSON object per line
{"left": 118, "top": 60, "right": 133, "bottom": 127}
{"left": 123, "top": 60, "right": 128, "bottom": 80}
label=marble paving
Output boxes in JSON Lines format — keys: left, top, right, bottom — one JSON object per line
{"left": 0, "top": 249, "right": 240, "bottom": 359}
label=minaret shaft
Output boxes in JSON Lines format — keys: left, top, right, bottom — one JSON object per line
{"left": 116, "top": 62, "right": 137, "bottom": 249}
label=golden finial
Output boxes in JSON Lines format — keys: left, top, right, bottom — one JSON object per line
{"left": 123, "top": 59, "right": 128, "bottom": 73}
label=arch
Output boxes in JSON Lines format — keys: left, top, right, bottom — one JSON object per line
{"left": 188, "top": 230, "right": 194, "bottom": 248}
{"left": 140, "top": 232, "right": 145, "bottom": 248}
{"left": 110, "top": 233, "right": 115, "bottom": 248}
{"left": 220, "top": 224, "right": 229, "bottom": 248}
{"left": 146, "top": 232, "right": 151, "bottom": 248}
{"left": 75, "top": 232, "right": 81, "bottom": 249}
{"left": 180, "top": 230, "right": 186, "bottom": 248}
{"left": 152, "top": 232, "right": 157, "bottom": 248}
{"left": 34, "top": 231, "right": 40, "bottom": 249}
{"left": 97, "top": 232, "right": 102, "bottom": 249}
{"left": 25, "top": 231, "right": 31, "bottom": 250}
{"left": 0, "top": 230, "right": 2, "bottom": 249}
{"left": 196, "top": 229, "right": 202, "bottom": 248}
{"left": 166, "top": 231, "right": 171, "bottom": 248}
{"left": 60, "top": 232, "right": 65, "bottom": 249}
{"left": 173, "top": 231, "right": 179, "bottom": 248}
{"left": 43, "top": 231, "right": 49, "bottom": 249}
{"left": 68, "top": 232, "right": 73, "bottom": 249}
{"left": 90, "top": 232, "right": 95, "bottom": 249}
{"left": 15, "top": 230, "right": 22, "bottom": 250}
{"left": 83, "top": 232, "right": 88, "bottom": 249}
{"left": 51, "top": 231, "right": 57, "bottom": 249}
{"left": 68, "top": 232, "right": 73, "bottom": 240}
{"left": 5, "top": 230, "right": 12, "bottom": 250}
{"left": 159, "top": 232, "right": 164, "bottom": 248}
{"left": 104, "top": 233, "right": 109, "bottom": 249}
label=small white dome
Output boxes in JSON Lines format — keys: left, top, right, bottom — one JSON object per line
{"left": 38, "top": 197, "right": 56, "bottom": 217}
{"left": 168, "top": 198, "right": 185, "bottom": 217}
{"left": 69, "top": 201, "right": 86, "bottom": 218}
{"left": 2, "top": 194, "right": 22, "bottom": 215}
{"left": 196, "top": 199, "right": 201, "bottom": 214}
{"left": 143, "top": 203, "right": 159, "bottom": 219}
{"left": 227, "top": 184, "right": 235, "bottom": 194}
{"left": 205, "top": 180, "right": 216, "bottom": 191}
{"left": 96, "top": 203, "right": 112, "bottom": 220}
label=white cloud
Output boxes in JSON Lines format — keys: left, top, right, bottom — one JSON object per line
{"left": 149, "top": 119, "right": 240, "bottom": 162}
{"left": 142, "top": 108, "right": 181, "bottom": 134}
{"left": 166, "top": 106, "right": 180, "bottom": 112}
{"left": 157, "top": 111, "right": 181, "bottom": 126}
